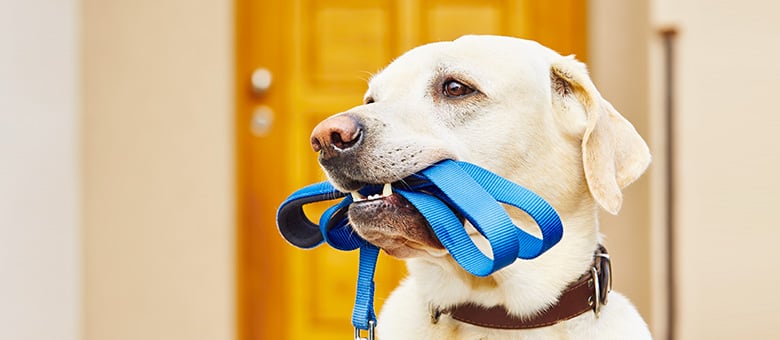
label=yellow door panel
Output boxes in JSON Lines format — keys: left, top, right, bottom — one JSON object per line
{"left": 419, "top": 0, "right": 529, "bottom": 41}
{"left": 237, "top": 1, "right": 586, "bottom": 339}
{"left": 286, "top": 2, "right": 406, "bottom": 339}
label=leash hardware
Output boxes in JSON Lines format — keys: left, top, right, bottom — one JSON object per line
{"left": 353, "top": 320, "right": 376, "bottom": 340}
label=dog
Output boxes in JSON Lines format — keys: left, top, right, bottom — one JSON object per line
{"left": 309, "top": 35, "right": 652, "bottom": 339}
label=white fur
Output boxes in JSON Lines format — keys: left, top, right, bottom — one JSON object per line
{"left": 325, "top": 35, "right": 652, "bottom": 339}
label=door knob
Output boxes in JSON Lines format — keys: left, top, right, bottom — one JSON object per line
{"left": 251, "top": 105, "right": 274, "bottom": 136}
{"left": 251, "top": 68, "right": 273, "bottom": 95}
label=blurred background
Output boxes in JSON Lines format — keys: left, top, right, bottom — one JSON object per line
{"left": 2, "top": 0, "right": 779, "bottom": 339}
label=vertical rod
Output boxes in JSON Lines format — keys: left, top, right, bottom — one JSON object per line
{"left": 660, "top": 28, "right": 678, "bottom": 340}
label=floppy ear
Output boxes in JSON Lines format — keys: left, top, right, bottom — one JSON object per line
{"left": 551, "top": 56, "right": 651, "bottom": 215}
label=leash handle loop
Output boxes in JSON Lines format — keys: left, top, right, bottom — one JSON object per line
{"left": 276, "top": 181, "right": 346, "bottom": 249}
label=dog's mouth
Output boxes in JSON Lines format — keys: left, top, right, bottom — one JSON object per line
{"left": 347, "top": 182, "right": 447, "bottom": 258}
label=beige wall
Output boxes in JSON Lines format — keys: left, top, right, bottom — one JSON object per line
{"left": 0, "top": 1, "right": 81, "bottom": 339}
{"left": 653, "top": 0, "right": 780, "bottom": 338}
{"left": 588, "top": 0, "right": 656, "bottom": 333}
{"left": 82, "top": 0, "right": 235, "bottom": 339}
{"left": 593, "top": 0, "right": 780, "bottom": 338}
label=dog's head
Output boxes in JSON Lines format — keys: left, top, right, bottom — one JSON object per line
{"left": 310, "top": 35, "right": 650, "bottom": 259}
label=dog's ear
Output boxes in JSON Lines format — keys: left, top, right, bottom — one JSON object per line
{"left": 551, "top": 56, "right": 651, "bottom": 215}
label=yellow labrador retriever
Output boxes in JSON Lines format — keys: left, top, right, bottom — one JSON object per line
{"left": 310, "top": 35, "right": 652, "bottom": 339}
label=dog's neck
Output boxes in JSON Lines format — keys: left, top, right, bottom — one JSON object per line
{"left": 407, "top": 201, "right": 600, "bottom": 318}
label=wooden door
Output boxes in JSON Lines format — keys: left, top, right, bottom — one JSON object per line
{"left": 236, "top": 1, "right": 586, "bottom": 339}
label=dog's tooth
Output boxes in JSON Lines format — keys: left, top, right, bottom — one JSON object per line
{"left": 351, "top": 192, "right": 366, "bottom": 202}
{"left": 382, "top": 183, "right": 392, "bottom": 197}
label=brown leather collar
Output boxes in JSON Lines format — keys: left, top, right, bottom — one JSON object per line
{"left": 430, "top": 245, "right": 612, "bottom": 330}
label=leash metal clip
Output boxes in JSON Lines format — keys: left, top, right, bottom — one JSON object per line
{"left": 353, "top": 320, "right": 376, "bottom": 340}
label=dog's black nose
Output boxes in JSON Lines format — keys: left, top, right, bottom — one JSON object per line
{"left": 310, "top": 114, "right": 363, "bottom": 159}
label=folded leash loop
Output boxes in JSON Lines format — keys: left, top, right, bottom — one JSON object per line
{"left": 276, "top": 160, "right": 564, "bottom": 332}
{"left": 277, "top": 181, "right": 346, "bottom": 248}
{"left": 320, "top": 197, "right": 364, "bottom": 251}
{"left": 397, "top": 161, "right": 519, "bottom": 276}
{"left": 397, "top": 190, "right": 513, "bottom": 277}
{"left": 453, "top": 161, "right": 563, "bottom": 258}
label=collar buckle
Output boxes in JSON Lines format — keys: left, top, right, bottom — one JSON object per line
{"left": 589, "top": 247, "right": 612, "bottom": 318}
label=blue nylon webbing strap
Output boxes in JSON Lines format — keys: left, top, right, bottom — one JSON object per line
{"left": 454, "top": 161, "right": 563, "bottom": 258}
{"left": 275, "top": 160, "right": 564, "bottom": 331}
{"left": 276, "top": 181, "right": 346, "bottom": 249}
{"left": 351, "top": 244, "right": 379, "bottom": 330}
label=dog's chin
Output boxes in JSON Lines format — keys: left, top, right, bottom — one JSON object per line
{"left": 347, "top": 194, "right": 446, "bottom": 259}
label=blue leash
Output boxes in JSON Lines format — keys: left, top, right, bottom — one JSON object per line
{"left": 276, "top": 160, "right": 564, "bottom": 334}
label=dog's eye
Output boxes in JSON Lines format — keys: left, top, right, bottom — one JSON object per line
{"left": 443, "top": 80, "right": 475, "bottom": 98}
{"left": 364, "top": 97, "right": 375, "bottom": 104}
